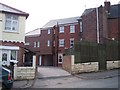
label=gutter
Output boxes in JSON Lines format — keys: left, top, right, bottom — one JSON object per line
{"left": 96, "top": 7, "right": 100, "bottom": 43}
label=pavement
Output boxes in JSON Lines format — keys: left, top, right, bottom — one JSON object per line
{"left": 12, "top": 67, "right": 120, "bottom": 89}
{"left": 74, "top": 69, "right": 120, "bottom": 80}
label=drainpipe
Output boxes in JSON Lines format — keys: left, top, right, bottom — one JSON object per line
{"left": 96, "top": 7, "right": 100, "bottom": 43}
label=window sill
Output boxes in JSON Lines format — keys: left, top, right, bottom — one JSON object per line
{"left": 58, "top": 62, "right": 62, "bottom": 64}
{"left": 3, "top": 30, "right": 19, "bottom": 34}
{"left": 70, "top": 32, "right": 75, "bottom": 33}
{"left": 59, "top": 46, "right": 64, "bottom": 47}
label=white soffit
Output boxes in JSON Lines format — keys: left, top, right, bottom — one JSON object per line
{"left": 0, "top": 46, "right": 19, "bottom": 50}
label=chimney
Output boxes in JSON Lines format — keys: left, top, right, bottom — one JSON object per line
{"left": 104, "top": 1, "right": 111, "bottom": 13}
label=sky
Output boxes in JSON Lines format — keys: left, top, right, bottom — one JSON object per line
{"left": 0, "top": 0, "right": 120, "bottom": 33}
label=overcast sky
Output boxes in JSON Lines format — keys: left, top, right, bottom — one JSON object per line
{"left": 1, "top": 0, "right": 119, "bottom": 33}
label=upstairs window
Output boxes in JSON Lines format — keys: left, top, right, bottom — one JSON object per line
{"left": 48, "top": 29, "right": 51, "bottom": 34}
{"left": 34, "top": 42, "right": 37, "bottom": 48}
{"left": 70, "top": 25, "right": 75, "bottom": 33}
{"left": 47, "top": 40, "right": 50, "bottom": 47}
{"left": 37, "top": 42, "right": 40, "bottom": 47}
{"left": 5, "top": 14, "right": 19, "bottom": 32}
{"left": 59, "top": 39, "right": 64, "bottom": 47}
{"left": 59, "top": 26, "right": 64, "bottom": 33}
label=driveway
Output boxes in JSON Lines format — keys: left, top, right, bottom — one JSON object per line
{"left": 36, "top": 66, "right": 71, "bottom": 79}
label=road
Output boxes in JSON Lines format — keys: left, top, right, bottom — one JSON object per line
{"left": 31, "top": 75, "right": 119, "bottom": 88}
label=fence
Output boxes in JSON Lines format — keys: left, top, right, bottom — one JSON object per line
{"left": 65, "top": 40, "right": 119, "bottom": 70}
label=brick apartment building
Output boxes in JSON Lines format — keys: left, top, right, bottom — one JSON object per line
{"left": 0, "top": 3, "right": 29, "bottom": 67}
{"left": 25, "top": 1, "right": 119, "bottom": 67}
{"left": 81, "top": 1, "right": 120, "bottom": 43}
{"left": 25, "top": 17, "right": 81, "bottom": 66}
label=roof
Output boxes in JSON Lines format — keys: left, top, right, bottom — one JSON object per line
{"left": 108, "top": 4, "right": 120, "bottom": 18}
{"left": 25, "top": 28, "right": 41, "bottom": 36}
{"left": 0, "top": 3, "right": 29, "bottom": 18}
{"left": 82, "top": 8, "right": 95, "bottom": 16}
{"left": 42, "top": 16, "right": 80, "bottom": 29}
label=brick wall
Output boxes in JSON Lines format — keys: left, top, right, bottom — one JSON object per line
{"left": 62, "top": 55, "right": 98, "bottom": 74}
{"left": 62, "top": 55, "right": 73, "bottom": 73}
{"left": 82, "top": 8, "right": 97, "bottom": 42}
{"left": 14, "top": 56, "right": 36, "bottom": 80}
{"left": 71, "top": 62, "right": 98, "bottom": 74}
{"left": 107, "top": 61, "right": 120, "bottom": 70}
{"left": 108, "top": 18, "right": 119, "bottom": 40}
{"left": 14, "top": 67, "right": 35, "bottom": 80}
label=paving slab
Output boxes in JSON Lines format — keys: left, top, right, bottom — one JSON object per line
{"left": 37, "top": 66, "right": 71, "bottom": 79}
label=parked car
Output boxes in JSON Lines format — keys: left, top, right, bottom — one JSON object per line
{"left": 0, "top": 66, "right": 13, "bottom": 90}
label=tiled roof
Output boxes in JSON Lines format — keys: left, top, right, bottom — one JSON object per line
{"left": 82, "top": 8, "right": 95, "bottom": 16}
{"left": 0, "top": 3, "right": 29, "bottom": 18}
{"left": 42, "top": 16, "right": 80, "bottom": 28}
{"left": 25, "top": 28, "right": 41, "bottom": 36}
{"left": 108, "top": 4, "right": 120, "bottom": 18}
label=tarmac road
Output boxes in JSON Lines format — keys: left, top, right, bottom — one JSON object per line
{"left": 31, "top": 74, "right": 119, "bottom": 88}
{"left": 12, "top": 67, "right": 119, "bottom": 89}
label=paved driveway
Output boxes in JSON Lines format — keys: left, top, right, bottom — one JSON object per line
{"left": 36, "top": 66, "right": 71, "bottom": 79}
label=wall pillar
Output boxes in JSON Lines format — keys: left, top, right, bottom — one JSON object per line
{"left": 33, "top": 55, "right": 36, "bottom": 68}
{"left": 14, "top": 64, "right": 17, "bottom": 80}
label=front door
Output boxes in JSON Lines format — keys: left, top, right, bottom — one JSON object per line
{"left": 1, "top": 50, "right": 10, "bottom": 66}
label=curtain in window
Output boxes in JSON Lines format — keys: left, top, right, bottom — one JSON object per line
{"left": 11, "top": 50, "right": 16, "bottom": 60}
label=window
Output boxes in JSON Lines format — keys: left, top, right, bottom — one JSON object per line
{"left": 70, "top": 38, "right": 74, "bottom": 48}
{"left": 5, "top": 14, "right": 19, "bottom": 32}
{"left": 59, "top": 39, "right": 64, "bottom": 47}
{"left": 11, "top": 50, "right": 17, "bottom": 60}
{"left": 80, "top": 21, "right": 83, "bottom": 32}
{"left": 48, "top": 29, "right": 51, "bottom": 34}
{"left": 24, "top": 42, "right": 30, "bottom": 46}
{"left": 53, "top": 41, "right": 55, "bottom": 47}
{"left": 70, "top": 25, "right": 75, "bottom": 33}
{"left": 59, "top": 26, "right": 64, "bottom": 33}
{"left": 58, "top": 54, "right": 63, "bottom": 63}
{"left": 34, "top": 42, "right": 36, "bottom": 48}
{"left": 38, "top": 42, "right": 40, "bottom": 47}
{"left": 47, "top": 40, "right": 50, "bottom": 47}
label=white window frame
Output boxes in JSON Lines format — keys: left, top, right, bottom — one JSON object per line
{"left": 70, "top": 38, "right": 74, "bottom": 48}
{"left": 59, "top": 26, "right": 64, "bottom": 33}
{"left": 0, "top": 50, "right": 18, "bottom": 66}
{"left": 34, "top": 42, "right": 37, "bottom": 48}
{"left": 10, "top": 50, "right": 17, "bottom": 61}
{"left": 37, "top": 42, "right": 40, "bottom": 47}
{"left": 70, "top": 25, "right": 75, "bottom": 33}
{"left": 58, "top": 53, "right": 63, "bottom": 63}
{"left": 24, "top": 42, "right": 30, "bottom": 46}
{"left": 47, "top": 40, "right": 50, "bottom": 47}
{"left": 48, "top": 29, "right": 51, "bottom": 34}
{"left": 4, "top": 14, "right": 19, "bottom": 32}
{"left": 59, "top": 39, "right": 64, "bottom": 47}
